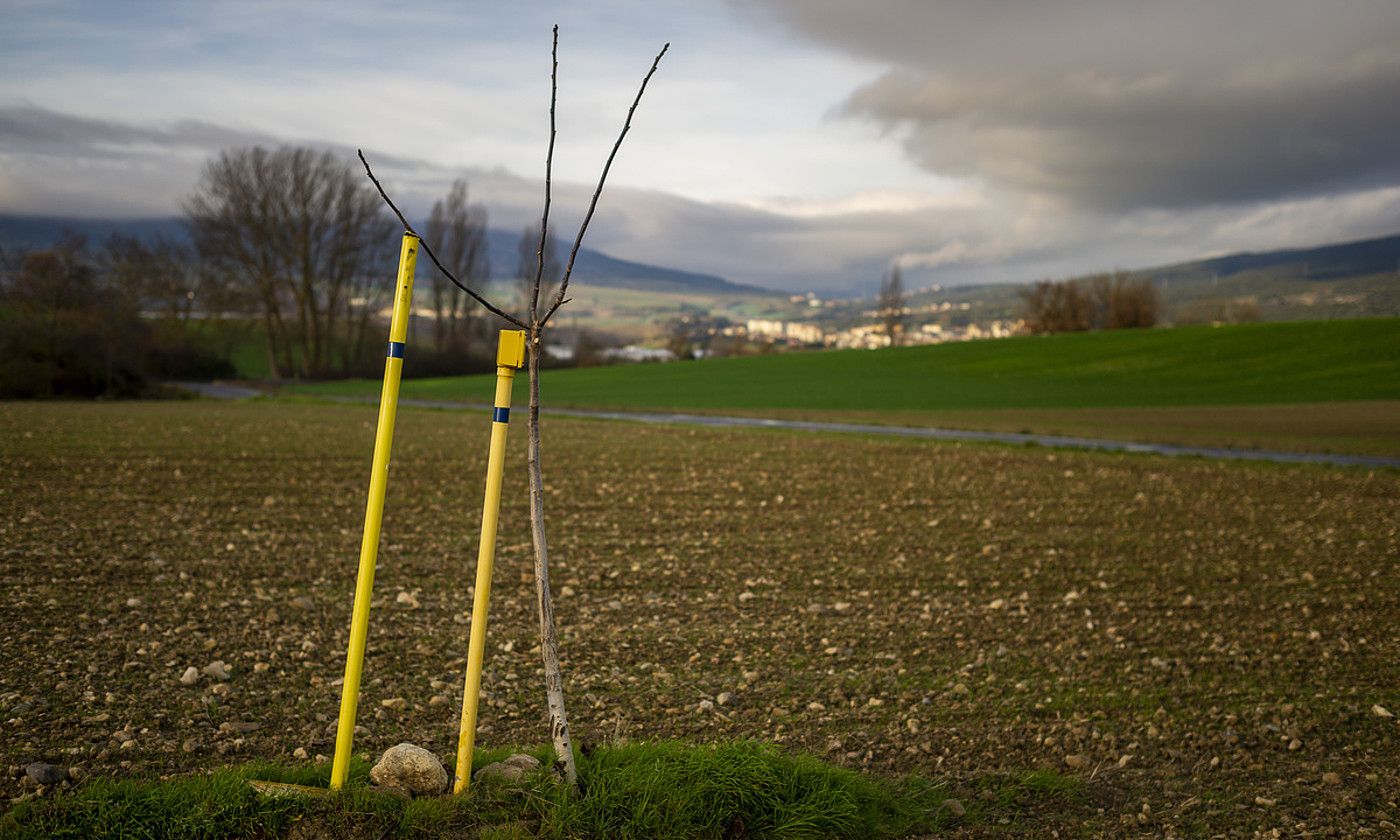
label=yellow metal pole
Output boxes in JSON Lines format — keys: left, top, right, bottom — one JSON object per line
{"left": 330, "top": 232, "right": 419, "bottom": 790}
{"left": 453, "top": 329, "right": 527, "bottom": 794}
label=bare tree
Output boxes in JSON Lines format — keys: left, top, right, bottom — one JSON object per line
{"left": 1021, "top": 279, "right": 1092, "bottom": 333}
{"left": 516, "top": 222, "right": 561, "bottom": 318}
{"left": 424, "top": 180, "right": 490, "bottom": 355}
{"left": 358, "top": 27, "right": 667, "bottom": 786}
{"left": 102, "top": 234, "right": 199, "bottom": 321}
{"left": 185, "top": 146, "right": 397, "bottom": 379}
{"left": 0, "top": 240, "right": 152, "bottom": 398}
{"left": 878, "top": 264, "right": 906, "bottom": 346}
{"left": 1024, "top": 273, "right": 1158, "bottom": 334}
{"left": 1101, "top": 273, "right": 1158, "bottom": 329}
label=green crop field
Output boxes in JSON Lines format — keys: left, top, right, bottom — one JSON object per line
{"left": 293, "top": 319, "right": 1400, "bottom": 410}
{"left": 1, "top": 401, "right": 1396, "bottom": 836}
{"left": 289, "top": 318, "right": 1400, "bottom": 456}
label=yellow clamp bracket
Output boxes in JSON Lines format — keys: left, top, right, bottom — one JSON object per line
{"left": 330, "top": 233, "right": 418, "bottom": 790}
{"left": 454, "top": 329, "right": 527, "bottom": 793}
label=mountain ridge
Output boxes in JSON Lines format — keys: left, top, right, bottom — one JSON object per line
{"left": 1143, "top": 231, "right": 1400, "bottom": 282}
{"left": 0, "top": 213, "right": 770, "bottom": 296}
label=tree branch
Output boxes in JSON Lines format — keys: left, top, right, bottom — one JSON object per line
{"left": 530, "top": 26, "right": 559, "bottom": 325}
{"left": 357, "top": 149, "right": 526, "bottom": 329}
{"left": 541, "top": 41, "right": 669, "bottom": 326}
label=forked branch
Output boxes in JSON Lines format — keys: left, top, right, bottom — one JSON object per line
{"left": 530, "top": 26, "right": 560, "bottom": 321}
{"left": 358, "top": 149, "right": 527, "bottom": 329}
{"left": 541, "top": 41, "right": 670, "bottom": 326}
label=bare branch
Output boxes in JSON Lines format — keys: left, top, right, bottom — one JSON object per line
{"left": 541, "top": 41, "right": 669, "bottom": 326}
{"left": 357, "top": 149, "right": 526, "bottom": 329}
{"left": 530, "top": 26, "right": 559, "bottom": 324}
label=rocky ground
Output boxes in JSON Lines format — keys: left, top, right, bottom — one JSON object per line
{"left": 1, "top": 401, "right": 1396, "bottom": 837}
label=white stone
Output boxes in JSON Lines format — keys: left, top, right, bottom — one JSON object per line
{"left": 369, "top": 743, "right": 448, "bottom": 796}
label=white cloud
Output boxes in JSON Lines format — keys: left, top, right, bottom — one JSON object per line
{"left": 2, "top": 1, "right": 1399, "bottom": 293}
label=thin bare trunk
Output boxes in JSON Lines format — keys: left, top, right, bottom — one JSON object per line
{"left": 262, "top": 309, "right": 281, "bottom": 380}
{"left": 356, "top": 29, "right": 664, "bottom": 794}
{"left": 525, "top": 335, "right": 577, "bottom": 785}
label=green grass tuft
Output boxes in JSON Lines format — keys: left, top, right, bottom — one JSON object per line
{"left": 1, "top": 741, "right": 975, "bottom": 839}
{"left": 554, "top": 740, "right": 942, "bottom": 839}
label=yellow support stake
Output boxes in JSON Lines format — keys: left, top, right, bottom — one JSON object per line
{"left": 330, "top": 232, "right": 419, "bottom": 790}
{"left": 453, "top": 329, "right": 527, "bottom": 794}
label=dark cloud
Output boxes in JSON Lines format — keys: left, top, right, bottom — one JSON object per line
{"left": 744, "top": 1, "right": 1400, "bottom": 211}
{"left": 0, "top": 106, "right": 276, "bottom": 154}
{"left": 0, "top": 104, "right": 880, "bottom": 291}
{"left": 4, "top": 104, "right": 1399, "bottom": 295}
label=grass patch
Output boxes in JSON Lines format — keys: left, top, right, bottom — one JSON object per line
{"left": 287, "top": 319, "right": 1400, "bottom": 411}
{"left": 2, "top": 741, "right": 968, "bottom": 839}
{"left": 968, "top": 770, "right": 1083, "bottom": 824}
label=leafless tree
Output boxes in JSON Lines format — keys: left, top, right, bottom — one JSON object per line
{"left": 358, "top": 27, "right": 667, "bottom": 787}
{"left": 1021, "top": 273, "right": 1157, "bottom": 333}
{"left": 0, "top": 240, "right": 152, "bottom": 397}
{"left": 102, "top": 234, "right": 200, "bottom": 321}
{"left": 1021, "top": 279, "right": 1090, "bottom": 333}
{"left": 1097, "top": 272, "right": 1158, "bottom": 329}
{"left": 516, "top": 222, "right": 562, "bottom": 318}
{"left": 185, "top": 146, "right": 397, "bottom": 379}
{"left": 424, "top": 180, "right": 490, "bottom": 356}
{"left": 878, "top": 264, "right": 906, "bottom": 346}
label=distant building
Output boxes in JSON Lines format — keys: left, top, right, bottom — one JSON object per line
{"left": 744, "top": 319, "right": 825, "bottom": 345}
{"left": 600, "top": 345, "right": 676, "bottom": 363}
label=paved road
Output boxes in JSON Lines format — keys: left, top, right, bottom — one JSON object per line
{"left": 378, "top": 397, "right": 1398, "bottom": 470}
{"left": 175, "top": 383, "right": 1399, "bottom": 469}
{"left": 172, "top": 381, "right": 266, "bottom": 400}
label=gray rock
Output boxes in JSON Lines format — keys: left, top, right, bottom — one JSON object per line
{"left": 226, "top": 721, "right": 261, "bottom": 734}
{"left": 369, "top": 743, "right": 448, "bottom": 797}
{"left": 25, "top": 762, "right": 67, "bottom": 786}
{"left": 474, "top": 753, "right": 541, "bottom": 783}
{"left": 202, "top": 661, "right": 231, "bottom": 681}
{"left": 290, "top": 596, "right": 315, "bottom": 610}
{"left": 179, "top": 666, "right": 200, "bottom": 686}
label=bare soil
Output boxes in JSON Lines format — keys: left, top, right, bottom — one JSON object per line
{"left": 1, "top": 401, "right": 1396, "bottom": 836}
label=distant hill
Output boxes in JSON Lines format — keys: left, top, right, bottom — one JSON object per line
{"left": 887, "top": 231, "right": 1400, "bottom": 326}
{"left": 0, "top": 213, "right": 767, "bottom": 296}
{"left": 0, "top": 215, "right": 189, "bottom": 252}
{"left": 1145, "top": 231, "right": 1400, "bottom": 282}
{"left": 478, "top": 228, "right": 764, "bottom": 294}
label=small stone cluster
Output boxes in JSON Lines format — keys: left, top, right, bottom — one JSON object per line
{"left": 366, "top": 743, "right": 543, "bottom": 798}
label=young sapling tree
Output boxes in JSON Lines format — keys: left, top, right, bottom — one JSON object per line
{"left": 358, "top": 26, "right": 667, "bottom": 786}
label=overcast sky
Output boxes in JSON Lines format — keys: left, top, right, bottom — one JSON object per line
{"left": 2, "top": 0, "right": 1398, "bottom": 294}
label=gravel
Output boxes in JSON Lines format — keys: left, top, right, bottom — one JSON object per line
{"left": 1, "top": 402, "right": 1396, "bottom": 836}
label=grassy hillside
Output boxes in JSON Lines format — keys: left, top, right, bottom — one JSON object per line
{"left": 292, "top": 319, "right": 1400, "bottom": 412}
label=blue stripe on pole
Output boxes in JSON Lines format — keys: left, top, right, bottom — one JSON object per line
{"left": 386, "top": 341, "right": 405, "bottom": 359}
{"left": 493, "top": 407, "right": 510, "bottom": 423}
